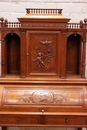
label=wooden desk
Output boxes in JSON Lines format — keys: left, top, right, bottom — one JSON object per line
{"left": 0, "top": 8, "right": 87, "bottom": 130}
{"left": 0, "top": 77, "right": 87, "bottom": 130}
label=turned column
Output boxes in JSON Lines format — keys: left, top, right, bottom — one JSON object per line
{"left": 20, "top": 30, "right": 27, "bottom": 78}
{"left": 81, "top": 39, "right": 86, "bottom": 78}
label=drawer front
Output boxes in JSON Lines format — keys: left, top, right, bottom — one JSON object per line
{"left": 0, "top": 115, "right": 86, "bottom": 126}
{"left": 67, "top": 118, "right": 85, "bottom": 125}
{"left": 45, "top": 116, "right": 86, "bottom": 125}
{"left": 0, "top": 116, "right": 39, "bottom": 125}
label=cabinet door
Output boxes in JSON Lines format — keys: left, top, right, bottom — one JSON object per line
{"left": 27, "top": 31, "right": 60, "bottom": 77}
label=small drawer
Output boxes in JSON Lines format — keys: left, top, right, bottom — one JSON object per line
{"left": 45, "top": 116, "right": 85, "bottom": 125}
{"left": 66, "top": 117, "right": 85, "bottom": 125}
{"left": 0, "top": 116, "right": 40, "bottom": 125}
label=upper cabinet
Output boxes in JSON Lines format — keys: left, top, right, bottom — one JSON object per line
{"left": 0, "top": 8, "right": 86, "bottom": 79}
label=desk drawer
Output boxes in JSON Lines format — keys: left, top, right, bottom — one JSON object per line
{"left": 0, "top": 116, "right": 40, "bottom": 125}
{"left": 45, "top": 116, "right": 86, "bottom": 125}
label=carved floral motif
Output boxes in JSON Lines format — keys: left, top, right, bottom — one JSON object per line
{"left": 17, "top": 90, "right": 80, "bottom": 104}
{"left": 3, "top": 87, "right": 82, "bottom": 105}
{"left": 18, "top": 91, "right": 70, "bottom": 104}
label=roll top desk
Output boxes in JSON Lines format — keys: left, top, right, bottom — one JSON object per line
{"left": 0, "top": 8, "right": 87, "bottom": 130}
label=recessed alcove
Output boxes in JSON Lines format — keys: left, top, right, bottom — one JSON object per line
{"left": 66, "top": 34, "right": 83, "bottom": 76}
{"left": 4, "top": 33, "right": 20, "bottom": 75}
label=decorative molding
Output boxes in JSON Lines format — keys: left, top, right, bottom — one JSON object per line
{"left": 0, "top": 39, "right": 4, "bottom": 43}
{"left": 21, "top": 23, "right": 66, "bottom": 28}
{"left": 61, "top": 30, "right": 67, "bottom": 34}
{"left": 21, "top": 30, "right": 26, "bottom": 33}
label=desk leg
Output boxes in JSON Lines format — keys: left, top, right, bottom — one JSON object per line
{"left": 2, "top": 127, "right": 7, "bottom": 130}
{"left": 78, "top": 128, "right": 82, "bottom": 130}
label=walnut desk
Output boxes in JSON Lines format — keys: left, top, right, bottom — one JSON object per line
{"left": 0, "top": 8, "right": 87, "bottom": 130}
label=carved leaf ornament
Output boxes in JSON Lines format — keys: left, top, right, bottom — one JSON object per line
{"left": 18, "top": 90, "right": 70, "bottom": 104}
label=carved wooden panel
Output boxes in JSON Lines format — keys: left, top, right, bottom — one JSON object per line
{"left": 21, "top": 22, "right": 66, "bottom": 29}
{"left": 27, "top": 31, "right": 59, "bottom": 76}
{"left": 2, "top": 86, "right": 83, "bottom": 106}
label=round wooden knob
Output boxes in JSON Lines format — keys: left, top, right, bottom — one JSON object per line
{"left": 26, "top": 53, "right": 29, "bottom": 56}
{"left": 42, "top": 109, "right": 44, "bottom": 113}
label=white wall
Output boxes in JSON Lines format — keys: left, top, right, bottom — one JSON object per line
{"left": 0, "top": 0, "right": 87, "bottom": 130}
{"left": 0, "top": 0, "right": 87, "bottom": 23}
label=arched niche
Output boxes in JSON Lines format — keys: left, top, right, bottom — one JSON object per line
{"left": 4, "top": 33, "right": 20, "bottom": 75}
{"left": 66, "top": 33, "right": 83, "bottom": 76}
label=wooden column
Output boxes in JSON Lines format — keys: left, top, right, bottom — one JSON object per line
{"left": 81, "top": 39, "right": 86, "bottom": 78}
{"left": 0, "top": 18, "right": 6, "bottom": 77}
{"left": 1, "top": 38, "right": 5, "bottom": 77}
{"left": 79, "top": 40, "right": 83, "bottom": 75}
{"left": 60, "top": 30, "right": 67, "bottom": 78}
{"left": 20, "top": 30, "right": 27, "bottom": 78}
{"left": 78, "top": 128, "right": 82, "bottom": 130}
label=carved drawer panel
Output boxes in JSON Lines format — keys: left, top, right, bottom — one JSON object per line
{"left": 45, "top": 116, "right": 86, "bottom": 125}
{"left": 0, "top": 116, "right": 40, "bottom": 125}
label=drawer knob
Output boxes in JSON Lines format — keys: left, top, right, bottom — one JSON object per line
{"left": 17, "top": 118, "right": 20, "bottom": 122}
{"left": 65, "top": 118, "right": 69, "bottom": 123}
{"left": 42, "top": 109, "right": 44, "bottom": 113}
{"left": 26, "top": 53, "right": 29, "bottom": 56}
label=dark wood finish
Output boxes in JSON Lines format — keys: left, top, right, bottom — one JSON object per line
{"left": 0, "top": 8, "right": 87, "bottom": 129}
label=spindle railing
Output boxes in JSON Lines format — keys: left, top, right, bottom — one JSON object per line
{"left": 67, "top": 23, "right": 81, "bottom": 29}
{"left": 0, "top": 16, "right": 87, "bottom": 29}
{"left": 0, "top": 21, "right": 21, "bottom": 28}
{"left": 26, "top": 8, "right": 63, "bottom": 14}
{"left": 7, "top": 22, "right": 21, "bottom": 28}
{"left": 0, "top": 22, "right": 84, "bottom": 29}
